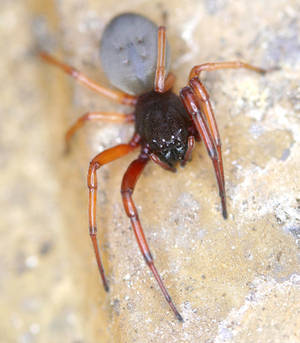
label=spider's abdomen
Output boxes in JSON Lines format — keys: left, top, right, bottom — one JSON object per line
{"left": 100, "top": 13, "right": 171, "bottom": 96}
{"left": 135, "top": 91, "right": 192, "bottom": 167}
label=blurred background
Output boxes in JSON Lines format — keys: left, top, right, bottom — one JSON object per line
{"left": 1, "top": 0, "right": 299, "bottom": 342}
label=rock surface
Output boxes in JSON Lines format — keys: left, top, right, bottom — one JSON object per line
{"left": 1, "top": 0, "right": 299, "bottom": 342}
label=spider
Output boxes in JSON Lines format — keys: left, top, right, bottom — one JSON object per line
{"left": 41, "top": 13, "right": 267, "bottom": 321}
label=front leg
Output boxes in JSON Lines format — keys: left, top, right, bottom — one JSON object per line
{"left": 87, "top": 134, "right": 140, "bottom": 291}
{"left": 121, "top": 149, "right": 183, "bottom": 321}
{"left": 188, "top": 77, "right": 225, "bottom": 186}
{"left": 180, "top": 86, "right": 227, "bottom": 219}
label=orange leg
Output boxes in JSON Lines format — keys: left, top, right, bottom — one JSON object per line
{"left": 40, "top": 51, "right": 138, "bottom": 106}
{"left": 189, "top": 61, "right": 267, "bottom": 80}
{"left": 184, "top": 60, "right": 268, "bottom": 217}
{"left": 87, "top": 134, "right": 141, "bottom": 291}
{"left": 65, "top": 111, "right": 134, "bottom": 152}
{"left": 189, "top": 78, "right": 225, "bottom": 187}
{"left": 121, "top": 149, "right": 183, "bottom": 321}
{"left": 154, "top": 27, "right": 175, "bottom": 93}
{"left": 180, "top": 87, "right": 227, "bottom": 219}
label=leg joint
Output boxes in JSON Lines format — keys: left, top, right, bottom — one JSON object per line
{"left": 121, "top": 188, "right": 133, "bottom": 196}
{"left": 89, "top": 226, "right": 97, "bottom": 235}
{"left": 89, "top": 161, "right": 100, "bottom": 170}
{"left": 189, "top": 78, "right": 210, "bottom": 102}
{"left": 70, "top": 68, "right": 79, "bottom": 78}
{"left": 209, "top": 149, "right": 218, "bottom": 160}
{"left": 143, "top": 251, "right": 153, "bottom": 265}
{"left": 121, "top": 189, "right": 138, "bottom": 219}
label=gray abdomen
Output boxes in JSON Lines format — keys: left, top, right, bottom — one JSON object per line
{"left": 100, "top": 13, "right": 171, "bottom": 95}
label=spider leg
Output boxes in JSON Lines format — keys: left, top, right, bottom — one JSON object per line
{"left": 154, "top": 26, "right": 176, "bottom": 93}
{"left": 65, "top": 111, "right": 134, "bottom": 152}
{"left": 184, "top": 60, "right": 267, "bottom": 217}
{"left": 87, "top": 133, "right": 141, "bottom": 291}
{"left": 40, "top": 52, "right": 137, "bottom": 106}
{"left": 180, "top": 87, "right": 227, "bottom": 219}
{"left": 121, "top": 149, "right": 183, "bottom": 322}
{"left": 189, "top": 78, "right": 225, "bottom": 189}
{"left": 189, "top": 61, "right": 266, "bottom": 80}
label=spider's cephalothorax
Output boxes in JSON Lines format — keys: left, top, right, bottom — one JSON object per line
{"left": 135, "top": 90, "right": 192, "bottom": 168}
{"left": 41, "top": 12, "right": 267, "bottom": 322}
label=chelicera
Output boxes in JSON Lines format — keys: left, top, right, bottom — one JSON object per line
{"left": 41, "top": 13, "right": 267, "bottom": 321}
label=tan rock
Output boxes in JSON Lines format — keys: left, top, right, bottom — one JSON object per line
{"left": 1, "top": 0, "right": 299, "bottom": 342}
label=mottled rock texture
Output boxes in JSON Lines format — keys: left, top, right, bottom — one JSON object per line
{"left": 1, "top": 0, "right": 299, "bottom": 342}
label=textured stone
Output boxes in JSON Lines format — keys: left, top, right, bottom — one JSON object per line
{"left": 1, "top": 0, "right": 299, "bottom": 342}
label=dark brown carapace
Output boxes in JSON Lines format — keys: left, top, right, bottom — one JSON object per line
{"left": 40, "top": 13, "right": 267, "bottom": 321}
